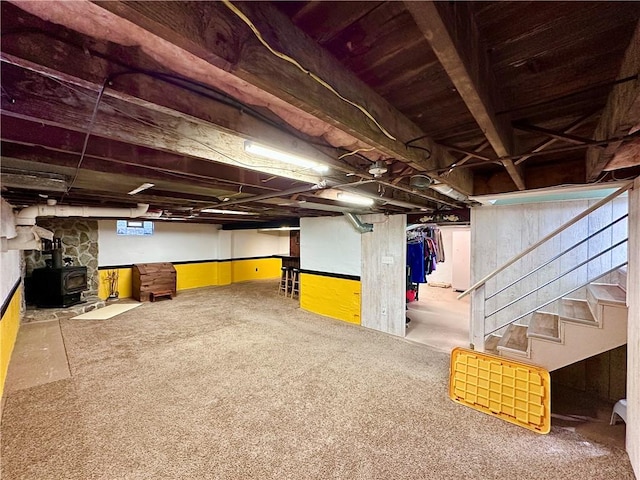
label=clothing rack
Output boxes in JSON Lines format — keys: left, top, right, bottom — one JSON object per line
{"left": 405, "top": 225, "right": 445, "bottom": 303}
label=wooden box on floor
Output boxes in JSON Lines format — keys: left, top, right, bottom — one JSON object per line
{"left": 132, "top": 262, "right": 177, "bottom": 302}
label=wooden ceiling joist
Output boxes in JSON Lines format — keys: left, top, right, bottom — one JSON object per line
{"left": 405, "top": 1, "right": 526, "bottom": 191}
{"left": 9, "top": 0, "right": 472, "bottom": 194}
{"left": 586, "top": 20, "right": 640, "bottom": 181}
{"left": 1, "top": 63, "right": 327, "bottom": 186}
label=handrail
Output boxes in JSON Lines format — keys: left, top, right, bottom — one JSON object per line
{"left": 485, "top": 214, "right": 628, "bottom": 300}
{"left": 457, "top": 181, "right": 633, "bottom": 299}
{"left": 485, "top": 262, "right": 628, "bottom": 336}
{"left": 485, "top": 238, "right": 628, "bottom": 318}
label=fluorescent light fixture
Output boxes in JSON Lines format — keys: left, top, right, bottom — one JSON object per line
{"left": 258, "top": 226, "right": 301, "bottom": 232}
{"left": 244, "top": 140, "right": 329, "bottom": 173}
{"left": 128, "top": 183, "right": 154, "bottom": 195}
{"left": 336, "top": 192, "right": 375, "bottom": 207}
{"left": 201, "top": 208, "right": 258, "bottom": 215}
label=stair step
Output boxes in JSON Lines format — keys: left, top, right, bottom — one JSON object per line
{"left": 484, "top": 334, "right": 500, "bottom": 355}
{"left": 559, "top": 298, "right": 597, "bottom": 326}
{"left": 528, "top": 312, "right": 561, "bottom": 342}
{"left": 497, "top": 324, "right": 529, "bottom": 356}
{"left": 587, "top": 283, "right": 627, "bottom": 307}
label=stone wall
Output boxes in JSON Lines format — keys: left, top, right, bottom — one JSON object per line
{"left": 24, "top": 219, "right": 99, "bottom": 295}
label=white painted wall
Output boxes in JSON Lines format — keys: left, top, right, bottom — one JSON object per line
{"left": 1, "top": 198, "right": 21, "bottom": 303}
{"left": 425, "top": 227, "right": 453, "bottom": 286}
{"left": 627, "top": 178, "right": 639, "bottom": 477}
{"left": 218, "top": 230, "right": 232, "bottom": 260}
{"left": 424, "top": 226, "right": 471, "bottom": 288}
{"left": 471, "top": 197, "right": 628, "bottom": 337}
{"left": 98, "top": 220, "right": 220, "bottom": 266}
{"left": 300, "top": 216, "right": 361, "bottom": 276}
{"left": 230, "top": 229, "right": 289, "bottom": 259}
{"left": 99, "top": 221, "right": 289, "bottom": 266}
{"left": 452, "top": 228, "right": 471, "bottom": 291}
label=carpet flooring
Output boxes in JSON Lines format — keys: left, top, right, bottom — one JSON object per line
{"left": 1, "top": 281, "right": 634, "bottom": 479}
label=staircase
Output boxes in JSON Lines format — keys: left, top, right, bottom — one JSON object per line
{"left": 459, "top": 182, "right": 632, "bottom": 373}
{"left": 489, "top": 280, "right": 628, "bottom": 371}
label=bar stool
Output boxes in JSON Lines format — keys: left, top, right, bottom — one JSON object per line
{"left": 278, "top": 266, "right": 290, "bottom": 296}
{"left": 290, "top": 268, "right": 300, "bottom": 299}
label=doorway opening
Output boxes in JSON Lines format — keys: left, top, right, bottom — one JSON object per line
{"left": 405, "top": 226, "right": 471, "bottom": 352}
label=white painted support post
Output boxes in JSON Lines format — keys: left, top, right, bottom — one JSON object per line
{"left": 471, "top": 284, "right": 486, "bottom": 351}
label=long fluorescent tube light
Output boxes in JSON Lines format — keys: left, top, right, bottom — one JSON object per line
{"left": 201, "top": 208, "right": 258, "bottom": 215}
{"left": 258, "top": 226, "right": 301, "bottom": 232}
{"left": 128, "top": 183, "right": 154, "bottom": 195}
{"left": 336, "top": 192, "right": 375, "bottom": 207}
{"left": 244, "top": 141, "right": 329, "bottom": 173}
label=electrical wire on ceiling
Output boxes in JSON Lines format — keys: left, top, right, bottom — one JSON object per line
{"left": 61, "top": 77, "right": 109, "bottom": 202}
{"left": 42, "top": 74, "right": 340, "bottom": 181}
{"left": 401, "top": 135, "right": 433, "bottom": 159}
{"left": 3, "top": 28, "right": 391, "bottom": 177}
{"left": 338, "top": 147, "right": 376, "bottom": 159}
{"left": 2, "top": 32, "right": 457, "bottom": 211}
{"left": 2, "top": 28, "right": 357, "bottom": 158}
{"left": 1, "top": 85, "right": 15, "bottom": 103}
{"left": 222, "top": 0, "right": 397, "bottom": 141}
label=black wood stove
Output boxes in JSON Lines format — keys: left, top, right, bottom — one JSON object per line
{"left": 32, "top": 266, "right": 88, "bottom": 308}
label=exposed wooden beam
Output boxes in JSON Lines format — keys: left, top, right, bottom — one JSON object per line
{"left": 1, "top": 64, "right": 328, "bottom": 185}
{"left": 405, "top": 1, "right": 525, "bottom": 191}
{"left": 436, "top": 144, "right": 497, "bottom": 164}
{"left": 513, "top": 123, "right": 593, "bottom": 146}
{"left": 0, "top": 117, "right": 299, "bottom": 193}
{"left": 605, "top": 138, "right": 640, "bottom": 171}
{"left": 0, "top": 143, "right": 286, "bottom": 198}
{"left": 474, "top": 158, "right": 587, "bottom": 196}
{"left": 586, "top": 20, "right": 640, "bottom": 181}
{"left": 456, "top": 140, "right": 490, "bottom": 168}
{"left": 515, "top": 113, "right": 598, "bottom": 166}
{"left": 9, "top": 0, "right": 472, "bottom": 194}
{"left": 1, "top": 30, "right": 361, "bottom": 178}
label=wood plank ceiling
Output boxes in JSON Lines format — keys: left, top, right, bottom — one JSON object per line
{"left": 1, "top": 1, "right": 639, "bottom": 225}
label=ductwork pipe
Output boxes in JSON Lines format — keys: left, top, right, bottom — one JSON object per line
{"left": 15, "top": 203, "right": 152, "bottom": 226}
{"left": 2, "top": 202, "right": 157, "bottom": 251}
{"left": 1, "top": 225, "right": 54, "bottom": 252}
{"left": 343, "top": 212, "right": 373, "bottom": 234}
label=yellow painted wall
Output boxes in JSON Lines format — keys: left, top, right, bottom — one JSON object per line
{"left": 1, "top": 286, "right": 21, "bottom": 400}
{"left": 218, "top": 261, "right": 232, "bottom": 286}
{"left": 174, "top": 262, "right": 218, "bottom": 290}
{"left": 231, "top": 258, "right": 281, "bottom": 283}
{"left": 300, "top": 273, "right": 361, "bottom": 325}
{"left": 98, "top": 258, "right": 279, "bottom": 298}
{"left": 98, "top": 268, "right": 132, "bottom": 300}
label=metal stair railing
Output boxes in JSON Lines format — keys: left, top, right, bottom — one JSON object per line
{"left": 485, "top": 262, "right": 628, "bottom": 336}
{"left": 459, "top": 181, "right": 632, "bottom": 347}
{"left": 485, "top": 238, "right": 628, "bottom": 319}
{"left": 485, "top": 214, "right": 628, "bottom": 301}
{"left": 458, "top": 182, "right": 632, "bottom": 301}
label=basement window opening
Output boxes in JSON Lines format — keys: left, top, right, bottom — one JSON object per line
{"left": 116, "top": 220, "right": 154, "bottom": 236}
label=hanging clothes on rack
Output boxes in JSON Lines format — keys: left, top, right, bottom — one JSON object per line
{"left": 407, "top": 234, "right": 426, "bottom": 284}
{"left": 424, "top": 237, "right": 438, "bottom": 274}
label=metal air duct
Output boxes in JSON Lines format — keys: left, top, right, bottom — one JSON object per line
{"left": 343, "top": 212, "right": 373, "bottom": 234}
